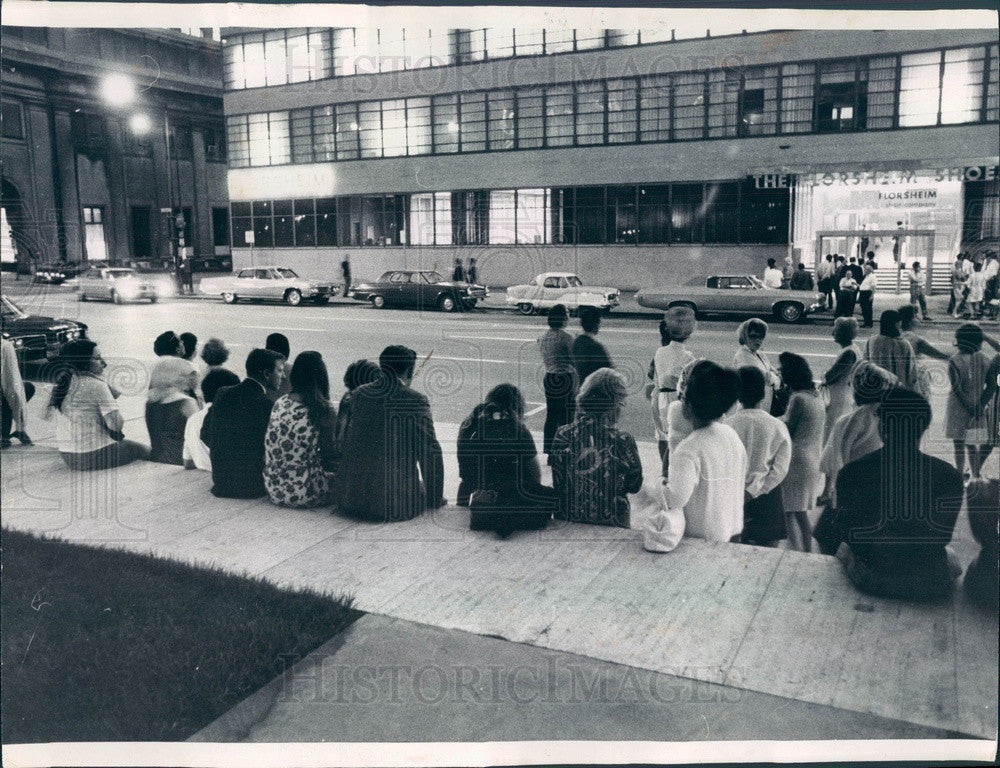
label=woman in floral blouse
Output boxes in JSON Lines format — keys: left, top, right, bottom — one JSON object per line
{"left": 551, "top": 368, "right": 643, "bottom": 527}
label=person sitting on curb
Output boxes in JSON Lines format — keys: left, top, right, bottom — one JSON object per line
{"left": 337, "top": 345, "right": 445, "bottom": 522}
{"left": 201, "top": 348, "right": 284, "bottom": 498}
{"left": 1, "top": 335, "right": 33, "bottom": 448}
{"left": 643, "top": 362, "right": 746, "bottom": 552}
{"left": 835, "top": 387, "right": 963, "bottom": 602}
{"left": 183, "top": 367, "right": 240, "bottom": 471}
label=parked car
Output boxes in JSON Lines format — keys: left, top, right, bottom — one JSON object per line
{"left": 505, "top": 272, "right": 621, "bottom": 315}
{"left": 33, "top": 262, "right": 85, "bottom": 285}
{"left": 1, "top": 294, "right": 88, "bottom": 362}
{"left": 77, "top": 267, "right": 173, "bottom": 304}
{"left": 349, "top": 270, "right": 488, "bottom": 311}
{"left": 636, "top": 275, "right": 826, "bottom": 323}
{"left": 200, "top": 266, "right": 339, "bottom": 306}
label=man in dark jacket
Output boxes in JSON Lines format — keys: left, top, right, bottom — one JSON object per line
{"left": 572, "top": 306, "right": 613, "bottom": 384}
{"left": 201, "top": 348, "right": 283, "bottom": 498}
{"left": 337, "top": 345, "right": 445, "bottom": 522}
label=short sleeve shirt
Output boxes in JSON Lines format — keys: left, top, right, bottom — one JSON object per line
{"left": 55, "top": 374, "right": 119, "bottom": 454}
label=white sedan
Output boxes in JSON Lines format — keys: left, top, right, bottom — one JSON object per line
{"left": 506, "top": 272, "right": 621, "bottom": 315}
{"left": 200, "top": 266, "right": 340, "bottom": 306}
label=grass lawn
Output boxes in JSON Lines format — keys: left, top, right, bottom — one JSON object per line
{"left": 1, "top": 529, "right": 361, "bottom": 743}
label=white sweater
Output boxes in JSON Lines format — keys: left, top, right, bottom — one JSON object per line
{"left": 726, "top": 407, "right": 792, "bottom": 498}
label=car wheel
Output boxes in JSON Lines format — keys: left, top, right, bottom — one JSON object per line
{"left": 371, "top": 295, "right": 386, "bottom": 309}
{"left": 79, "top": 292, "right": 88, "bottom": 302}
{"left": 517, "top": 302, "right": 535, "bottom": 316}
{"left": 776, "top": 302, "right": 804, "bottom": 323}
{"left": 111, "top": 290, "right": 122, "bottom": 305}
{"left": 222, "top": 292, "right": 237, "bottom": 304}
{"left": 285, "top": 289, "right": 302, "bottom": 307}
{"left": 439, "top": 294, "right": 457, "bottom": 312}
{"left": 149, "top": 295, "right": 158, "bottom": 304}
{"left": 313, "top": 296, "right": 330, "bottom": 305}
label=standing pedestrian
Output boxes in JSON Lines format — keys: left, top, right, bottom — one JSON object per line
{"left": 864, "top": 309, "right": 917, "bottom": 391}
{"left": 452, "top": 257, "right": 465, "bottom": 283}
{"left": 948, "top": 255, "right": 967, "bottom": 317}
{"left": 947, "top": 323, "right": 992, "bottom": 481}
{"left": 835, "top": 268, "right": 859, "bottom": 318}
{"left": 572, "top": 306, "right": 613, "bottom": 384}
{"left": 466, "top": 257, "right": 478, "bottom": 284}
{"left": 907, "top": 261, "right": 931, "bottom": 321}
{"left": 817, "top": 254, "right": 836, "bottom": 310}
{"left": 967, "top": 262, "right": 987, "bottom": 319}
{"left": 341, "top": 256, "right": 352, "bottom": 297}
{"left": 762, "top": 258, "right": 784, "bottom": 289}
{"left": 789, "top": 263, "right": 814, "bottom": 291}
{"left": 538, "top": 304, "right": 577, "bottom": 463}
{"left": 820, "top": 317, "right": 862, "bottom": 441}
{"left": 648, "top": 306, "right": 696, "bottom": 475}
{"left": 857, "top": 262, "right": 877, "bottom": 327}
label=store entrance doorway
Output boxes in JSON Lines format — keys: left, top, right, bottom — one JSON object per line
{"left": 815, "top": 228, "right": 938, "bottom": 293}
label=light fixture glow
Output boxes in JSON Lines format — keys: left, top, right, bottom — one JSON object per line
{"left": 100, "top": 73, "right": 137, "bottom": 107}
{"left": 129, "top": 113, "right": 152, "bottom": 135}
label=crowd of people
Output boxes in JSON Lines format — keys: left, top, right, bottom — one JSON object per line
{"left": 1, "top": 290, "right": 997, "bottom": 610}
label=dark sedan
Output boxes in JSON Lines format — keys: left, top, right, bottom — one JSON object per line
{"left": 1, "top": 294, "right": 88, "bottom": 363}
{"left": 350, "top": 270, "right": 489, "bottom": 312}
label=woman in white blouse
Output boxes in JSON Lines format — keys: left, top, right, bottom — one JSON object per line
{"left": 733, "top": 318, "right": 781, "bottom": 414}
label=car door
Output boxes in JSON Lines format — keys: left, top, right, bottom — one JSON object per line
{"left": 541, "top": 275, "right": 563, "bottom": 307}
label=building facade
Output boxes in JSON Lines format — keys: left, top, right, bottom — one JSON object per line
{"left": 221, "top": 26, "right": 1000, "bottom": 290}
{"left": 1, "top": 27, "right": 230, "bottom": 274}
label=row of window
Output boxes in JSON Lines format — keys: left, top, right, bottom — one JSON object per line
{"left": 64, "top": 110, "right": 227, "bottom": 162}
{"left": 223, "top": 27, "right": 684, "bottom": 89}
{"left": 226, "top": 44, "right": 1000, "bottom": 168}
{"left": 229, "top": 180, "right": 790, "bottom": 248}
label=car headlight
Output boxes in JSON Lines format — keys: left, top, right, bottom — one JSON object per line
{"left": 10, "top": 336, "right": 24, "bottom": 350}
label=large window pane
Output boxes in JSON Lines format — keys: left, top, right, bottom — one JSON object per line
{"left": 252, "top": 200, "right": 273, "bottom": 247}
{"left": 267, "top": 112, "right": 290, "bottom": 164}
{"left": 381, "top": 99, "right": 407, "bottom": 157}
{"left": 517, "top": 189, "right": 549, "bottom": 244}
{"left": 707, "top": 70, "right": 739, "bottom": 138}
{"left": 226, "top": 115, "right": 250, "bottom": 167}
{"left": 607, "top": 78, "right": 637, "bottom": 143}
{"left": 460, "top": 92, "right": 486, "bottom": 152}
{"left": 545, "top": 85, "right": 574, "bottom": 146}
{"left": 899, "top": 51, "right": 942, "bottom": 127}
{"left": 704, "top": 182, "right": 738, "bottom": 243}
{"left": 248, "top": 113, "right": 270, "bottom": 166}
{"left": 406, "top": 97, "right": 431, "bottom": 155}
{"left": 740, "top": 181, "right": 789, "bottom": 243}
{"left": 313, "top": 106, "right": 335, "bottom": 162}
{"left": 575, "top": 186, "right": 605, "bottom": 244}
{"left": 575, "top": 81, "right": 605, "bottom": 145}
{"left": 433, "top": 191, "right": 452, "bottom": 245}
{"left": 489, "top": 190, "right": 516, "bottom": 243}
{"left": 740, "top": 66, "right": 779, "bottom": 136}
{"left": 335, "top": 104, "right": 359, "bottom": 160}
{"left": 673, "top": 73, "right": 706, "bottom": 139}
{"left": 780, "top": 63, "right": 815, "bottom": 133}
{"left": 409, "top": 193, "right": 435, "bottom": 245}
{"left": 638, "top": 184, "right": 669, "bottom": 243}
{"left": 670, "top": 183, "right": 702, "bottom": 243}
{"left": 316, "top": 198, "right": 337, "bottom": 246}
{"left": 432, "top": 94, "right": 459, "bottom": 153}
{"left": 815, "top": 60, "right": 867, "bottom": 132}
{"left": 452, "top": 191, "right": 488, "bottom": 245}
{"left": 273, "top": 199, "right": 294, "bottom": 247}
{"left": 290, "top": 108, "right": 313, "bottom": 164}
{"left": 294, "top": 198, "right": 316, "bottom": 246}
{"left": 941, "top": 47, "right": 984, "bottom": 124}
{"left": 358, "top": 102, "right": 382, "bottom": 158}
{"left": 639, "top": 75, "right": 671, "bottom": 141}
{"left": 866, "top": 56, "right": 897, "bottom": 129}
{"left": 606, "top": 186, "right": 636, "bottom": 244}
{"left": 516, "top": 88, "right": 544, "bottom": 148}
{"left": 264, "top": 31, "right": 288, "bottom": 86}
{"left": 487, "top": 91, "right": 515, "bottom": 150}
{"left": 242, "top": 35, "right": 266, "bottom": 88}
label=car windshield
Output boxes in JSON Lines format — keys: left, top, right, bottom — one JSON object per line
{"left": 424, "top": 272, "right": 443, "bottom": 283}
{"left": 1, "top": 296, "right": 27, "bottom": 320}
{"left": 747, "top": 275, "right": 765, "bottom": 289}
{"left": 107, "top": 269, "right": 137, "bottom": 278}
{"left": 566, "top": 276, "right": 583, "bottom": 287}
{"left": 276, "top": 268, "right": 298, "bottom": 279}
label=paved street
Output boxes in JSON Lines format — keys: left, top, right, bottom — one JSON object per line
{"left": 7, "top": 283, "right": 971, "bottom": 449}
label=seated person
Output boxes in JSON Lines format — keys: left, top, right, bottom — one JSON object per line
{"left": 335, "top": 359, "right": 382, "bottom": 451}
{"left": 265, "top": 332, "right": 291, "bottom": 399}
{"left": 457, "top": 384, "right": 559, "bottom": 537}
{"left": 46, "top": 339, "right": 149, "bottom": 470}
{"left": 726, "top": 366, "right": 792, "bottom": 547}
{"left": 963, "top": 478, "right": 998, "bottom": 612}
{"left": 337, "top": 345, "right": 445, "bottom": 522}
{"left": 551, "top": 368, "right": 642, "bottom": 527}
{"left": 264, "top": 351, "right": 339, "bottom": 508}
{"left": 835, "top": 387, "right": 963, "bottom": 601}
{"left": 183, "top": 367, "right": 240, "bottom": 471}
{"left": 145, "top": 357, "right": 199, "bottom": 465}
{"left": 644, "top": 362, "right": 746, "bottom": 551}
{"left": 201, "top": 348, "right": 284, "bottom": 498}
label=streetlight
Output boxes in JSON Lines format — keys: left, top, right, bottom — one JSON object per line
{"left": 128, "top": 112, "right": 152, "bottom": 135}
{"left": 100, "top": 72, "right": 136, "bottom": 108}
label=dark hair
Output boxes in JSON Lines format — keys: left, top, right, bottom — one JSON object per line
{"left": 265, "top": 333, "right": 290, "bottom": 359}
{"left": 878, "top": 310, "right": 901, "bottom": 338}
{"left": 974, "top": 262, "right": 983, "bottom": 272}
{"left": 736, "top": 366, "right": 767, "bottom": 408}
{"left": 548, "top": 304, "right": 568, "bottom": 329}
{"left": 343, "top": 359, "right": 382, "bottom": 391}
{"left": 766, "top": 258, "right": 776, "bottom": 268}
{"left": 684, "top": 361, "right": 740, "bottom": 422}
{"left": 797, "top": 263, "right": 805, "bottom": 270}
{"left": 48, "top": 338, "right": 98, "bottom": 412}
{"left": 658, "top": 319, "right": 671, "bottom": 346}
{"left": 579, "top": 305, "right": 602, "bottom": 334}
{"left": 289, "top": 351, "right": 332, "bottom": 426}
{"left": 778, "top": 352, "right": 815, "bottom": 392}
{"left": 179, "top": 332, "right": 197, "bottom": 361}
{"left": 878, "top": 386, "right": 931, "bottom": 442}
{"left": 153, "top": 331, "right": 181, "bottom": 357}
{"left": 201, "top": 337, "right": 230, "bottom": 367}
{"left": 201, "top": 368, "right": 240, "bottom": 404}
{"left": 379, "top": 345, "right": 417, "bottom": 379}
{"left": 955, "top": 322, "right": 984, "bottom": 352}
{"left": 911, "top": 261, "right": 921, "bottom": 271}
{"left": 483, "top": 383, "right": 525, "bottom": 420}
{"left": 245, "top": 348, "right": 283, "bottom": 379}
{"left": 897, "top": 304, "right": 917, "bottom": 330}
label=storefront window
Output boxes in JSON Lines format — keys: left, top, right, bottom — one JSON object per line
{"left": 607, "top": 186, "right": 636, "bottom": 244}
{"left": 252, "top": 200, "right": 273, "bottom": 247}
{"left": 315, "top": 198, "right": 337, "bottom": 246}
{"left": 294, "top": 199, "right": 316, "bottom": 246}
{"left": 670, "top": 183, "right": 703, "bottom": 243}
{"left": 638, "top": 185, "right": 670, "bottom": 243}
{"left": 704, "top": 182, "right": 739, "bottom": 243}
{"left": 409, "top": 193, "right": 435, "bottom": 245}
{"left": 488, "top": 190, "right": 516, "bottom": 243}
{"left": 517, "top": 189, "right": 549, "bottom": 244}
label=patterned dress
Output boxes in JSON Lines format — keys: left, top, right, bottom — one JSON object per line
{"left": 551, "top": 414, "right": 643, "bottom": 527}
{"left": 263, "top": 395, "right": 337, "bottom": 508}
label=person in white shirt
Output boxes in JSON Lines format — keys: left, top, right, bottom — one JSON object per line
{"left": 183, "top": 367, "right": 240, "bottom": 470}
{"left": 727, "top": 366, "right": 792, "bottom": 547}
{"left": 643, "top": 362, "right": 747, "bottom": 552}
{"left": 1, "top": 336, "right": 33, "bottom": 447}
{"left": 966, "top": 262, "right": 987, "bottom": 318}
{"left": 857, "top": 262, "right": 878, "bottom": 328}
{"left": 646, "top": 306, "right": 695, "bottom": 475}
{"left": 762, "top": 258, "right": 784, "bottom": 289}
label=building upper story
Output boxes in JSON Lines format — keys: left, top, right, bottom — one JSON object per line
{"left": 220, "top": 27, "right": 999, "bottom": 175}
